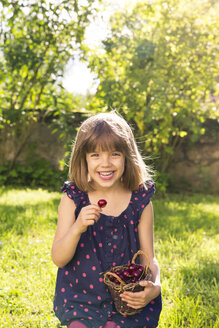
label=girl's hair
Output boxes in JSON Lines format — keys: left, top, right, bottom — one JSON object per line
{"left": 68, "top": 112, "right": 153, "bottom": 191}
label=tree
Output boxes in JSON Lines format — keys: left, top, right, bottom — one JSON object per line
{"left": 88, "top": 0, "right": 219, "bottom": 173}
{"left": 0, "top": 0, "right": 99, "bottom": 168}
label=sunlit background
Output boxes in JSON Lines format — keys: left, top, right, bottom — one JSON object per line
{"left": 63, "top": 0, "right": 135, "bottom": 94}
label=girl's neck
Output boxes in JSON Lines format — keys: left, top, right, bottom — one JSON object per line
{"left": 88, "top": 184, "right": 132, "bottom": 217}
{"left": 92, "top": 183, "right": 126, "bottom": 195}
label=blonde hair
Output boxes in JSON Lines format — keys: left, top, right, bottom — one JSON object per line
{"left": 68, "top": 112, "right": 153, "bottom": 191}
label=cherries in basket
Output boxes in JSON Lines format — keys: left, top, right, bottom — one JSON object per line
{"left": 110, "top": 263, "right": 145, "bottom": 284}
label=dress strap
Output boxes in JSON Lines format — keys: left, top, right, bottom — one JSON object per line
{"left": 132, "top": 181, "right": 155, "bottom": 217}
{"left": 61, "top": 182, "right": 88, "bottom": 217}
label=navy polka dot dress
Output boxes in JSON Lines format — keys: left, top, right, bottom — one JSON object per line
{"left": 53, "top": 182, "right": 162, "bottom": 328}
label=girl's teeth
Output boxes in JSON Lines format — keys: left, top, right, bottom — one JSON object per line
{"left": 100, "top": 172, "right": 113, "bottom": 176}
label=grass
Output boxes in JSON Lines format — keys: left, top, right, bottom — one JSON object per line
{"left": 0, "top": 187, "right": 218, "bottom": 328}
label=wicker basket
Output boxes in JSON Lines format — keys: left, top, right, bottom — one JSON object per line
{"left": 103, "top": 250, "right": 152, "bottom": 316}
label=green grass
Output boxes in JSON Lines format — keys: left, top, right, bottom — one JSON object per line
{"left": 0, "top": 187, "right": 218, "bottom": 328}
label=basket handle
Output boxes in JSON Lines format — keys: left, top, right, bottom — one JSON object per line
{"left": 104, "top": 271, "right": 126, "bottom": 291}
{"left": 131, "top": 250, "right": 150, "bottom": 272}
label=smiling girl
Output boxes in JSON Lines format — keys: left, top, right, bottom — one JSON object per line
{"left": 52, "top": 112, "right": 162, "bottom": 328}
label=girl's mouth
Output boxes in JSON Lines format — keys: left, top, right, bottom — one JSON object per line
{"left": 98, "top": 171, "right": 115, "bottom": 180}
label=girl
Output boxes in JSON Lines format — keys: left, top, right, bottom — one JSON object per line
{"left": 52, "top": 112, "right": 162, "bottom": 328}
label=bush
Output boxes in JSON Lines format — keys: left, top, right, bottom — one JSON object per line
{"left": 0, "top": 158, "right": 69, "bottom": 189}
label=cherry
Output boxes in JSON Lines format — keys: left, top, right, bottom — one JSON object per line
{"left": 123, "top": 269, "right": 132, "bottom": 278}
{"left": 128, "top": 263, "right": 137, "bottom": 270}
{"left": 110, "top": 276, "right": 120, "bottom": 284}
{"left": 132, "top": 268, "right": 143, "bottom": 280}
{"left": 117, "top": 271, "right": 123, "bottom": 277}
{"left": 98, "top": 199, "right": 107, "bottom": 208}
{"left": 131, "top": 277, "right": 138, "bottom": 283}
{"left": 138, "top": 265, "right": 144, "bottom": 273}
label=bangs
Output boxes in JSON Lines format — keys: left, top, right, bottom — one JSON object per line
{"left": 83, "top": 122, "right": 127, "bottom": 153}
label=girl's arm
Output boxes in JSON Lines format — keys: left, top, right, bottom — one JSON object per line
{"left": 120, "top": 202, "right": 161, "bottom": 308}
{"left": 138, "top": 201, "right": 161, "bottom": 286}
{"left": 52, "top": 194, "right": 101, "bottom": 268}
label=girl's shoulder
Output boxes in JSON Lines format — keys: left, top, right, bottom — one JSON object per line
{"left": 61, "top": 181, "right": 80, "bottom": 193}
{"left": 131, "top": 180, "right": 155, "bottom": 212}
{"left": 61, "top": 181, "right": 87, "bottom": 206}
{"left": 135, "top": 180, "right": 155, "bottom": 196}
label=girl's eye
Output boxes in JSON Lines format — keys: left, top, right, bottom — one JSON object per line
{"left": 90, "top": 153, "right": 99, "bottom": 157}
{"left": 112, "top": 152, "right": 121, "bottom": 156}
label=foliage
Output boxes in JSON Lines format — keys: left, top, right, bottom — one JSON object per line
{"left": 0, "top": 0, "right": 99, "bottom": 169}
{"left": 88, "top": 0, "right": 219, "bottom": 173}
{"left": 0, "top": 188, "right": 218, "bottom": 327}
{"left": 0, "top": 158, "right": 69, "bottom": 188}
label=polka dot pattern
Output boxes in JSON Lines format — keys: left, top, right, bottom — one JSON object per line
{"left": 53, "top": 181, "right": 162, "bottom": 327}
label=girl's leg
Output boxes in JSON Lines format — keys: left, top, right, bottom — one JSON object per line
{"left": 103, "top": 321, "right": 117, "bottom": 328}
{"left": 68, "top": 321, "right": 87, "bottom": 328}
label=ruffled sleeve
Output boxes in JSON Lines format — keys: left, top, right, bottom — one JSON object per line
{"left": 61, "top": 181, "right": 87, "bottom": 209}
{"left": 132, "top": 181, "right": 155, "bottom": 217}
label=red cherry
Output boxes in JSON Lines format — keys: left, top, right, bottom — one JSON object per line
{"left": 138, "top": 265, "right": 144, "bottom": 273}
{"left": 98, "top": 199, "right": 107, "bottom": 208}
{"left": 110, "top": 276, "right": 119, "bottom": 284}
{"left": 132, "top": 268, "right": 142, "bottom": 279}
{"left": 128, "top": 263, "right": 137, "bottom": 270}
{"left": 109, "top": 274, "right": 120, "bottom": 284}
{"left": 131, "top": 276, "right": 139, "bottom": 283}
{"left": 120, "top": 271, "right": 130, "bottom": 283}
{"left": 123, "top": 269, "right": 132, "bottom": 278}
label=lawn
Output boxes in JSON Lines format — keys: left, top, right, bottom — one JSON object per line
{"left": 0, "top": 187, "right": 218, "bottom": 328}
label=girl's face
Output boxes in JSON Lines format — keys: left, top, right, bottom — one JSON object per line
{"left": 86, "top": 149, "right": 125, "bottom": 190}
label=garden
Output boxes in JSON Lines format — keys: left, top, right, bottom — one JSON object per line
{"left": 0, "top": 0, "right": 218, "bottom": 327}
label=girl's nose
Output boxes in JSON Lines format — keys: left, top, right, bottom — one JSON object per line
{"left": 102, "top": 153, "right": 111, "bottom": 166}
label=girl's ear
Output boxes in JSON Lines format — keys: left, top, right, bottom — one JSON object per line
{"left": 87, "top": 173, "right": 91, "bottom": 182}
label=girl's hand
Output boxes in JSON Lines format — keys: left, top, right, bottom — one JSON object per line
{"left": 120, "top": 281, "right": 161, "bottom": 309}
{"left": 74, "top": 204, "right": 101, "bottom": 234}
